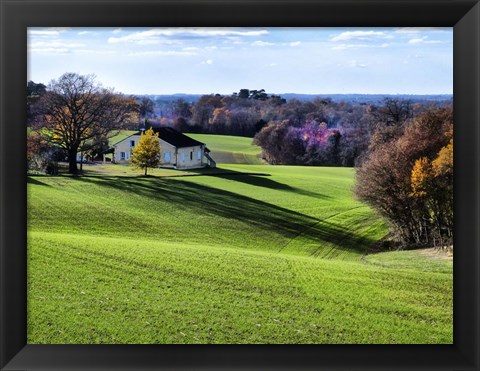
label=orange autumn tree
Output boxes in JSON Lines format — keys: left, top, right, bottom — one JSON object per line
{"left": 410, "top": 132, "right": 453, "bottom": 247}
{"left": 411, "top": 157, "right": 432, "bottom": 197}
{"left": 432, "top": 137, "right": 454, "bottom": 240}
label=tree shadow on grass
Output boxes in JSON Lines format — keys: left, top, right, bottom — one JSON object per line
{"left": 72, "top": 176, "right": 374, "bottom": 256}
{"left": 306, "top": 219, "right": 375, "bottom": 258}
{"left": 184, "top": 167, "right": 330, "bottom": 200}
{"left": 27, "top": 177, "right": 52, "bottom": 187}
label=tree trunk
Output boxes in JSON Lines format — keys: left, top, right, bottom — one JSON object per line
{"left": 68, "top": 148, "right": 79, "bottom": 174}
{"left": 144, "top": 167, "right": 148, "bottom": 176}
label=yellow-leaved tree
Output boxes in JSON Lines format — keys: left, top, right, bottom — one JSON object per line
{"left": 409, "top": 131, "right": 453, "bottom": 247}
{"left": 130, "top": 128, "right": 161, "bottom": 176}
{"left": 410, "top": 157, "right": 432, "bottom": 197}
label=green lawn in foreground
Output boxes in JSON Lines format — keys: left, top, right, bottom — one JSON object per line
{"left": 27, "top": 162, "right": 452, "bottom": 344}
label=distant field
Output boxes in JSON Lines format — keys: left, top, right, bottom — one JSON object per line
{"left": 27, "top": 162, "right": 452, "bottom": 344}
{"left": 108, "top": 130, "right": 138, "bottom": 146}
{"left": 187, "top": 134, "right": 263, "bottom": 164}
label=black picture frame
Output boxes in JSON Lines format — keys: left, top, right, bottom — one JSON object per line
{"left": 1, "top": 0, "right": 479, "bottom": 370}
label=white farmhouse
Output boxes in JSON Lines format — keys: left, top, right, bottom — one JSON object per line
{"left": 111, "top": 127, "right": 215, "bottom": 169}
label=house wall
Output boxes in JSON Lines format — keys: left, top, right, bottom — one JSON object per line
{"left": 113, "top": 135, "right": 206, "bottom": 169}
{"left": 175, "top": 145, "right": 205, "bottom": 169}
{"left": 113, "top": 135, "right": 140, "bottom": 163}
{"left": 158, "top": 139, "right": 177, "bottom": 167}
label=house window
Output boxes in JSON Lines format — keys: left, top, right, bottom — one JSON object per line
{"left": 130, "top": 140, "right": 135, "bottom": 147}
{"left": 165, "top": 152, "right": 171, "bottom": 162}
{"left": 197, "top": 150, "right": 201, "bottom": 160}
{"left": 190, "top": 151, "right": 193, "bottom": 161}
{"left": 120, "top": 152, "right": 126, "bottom": 160}
{"left": 181, "top": 152, "right": 185, "bottom": 161}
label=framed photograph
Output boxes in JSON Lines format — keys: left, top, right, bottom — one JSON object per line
{"left": 1, "top": 0, "right": 479, "bottom": 370}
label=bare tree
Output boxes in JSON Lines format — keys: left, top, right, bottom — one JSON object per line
{"left": 137, "top": 96, "right": 155, "bottom": 128}
{"left": 36, "top": 73, "right": 139, "bottom": 174}
{"left": 373, "top": 98, "right": 413, "bottom": 126}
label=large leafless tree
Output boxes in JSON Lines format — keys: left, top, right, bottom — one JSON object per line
{"left": 36, "top": 73, "right": 139, "bottom": 174}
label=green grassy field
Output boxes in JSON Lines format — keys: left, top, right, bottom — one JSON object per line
{"left": 188, "top": 134, "right": 264, "bottom": 164}
{"left": 27, "top": 135, "right": 453, "bottom": 344}
{"left": 108, "top": 130, "right": 138, "bottom": 146}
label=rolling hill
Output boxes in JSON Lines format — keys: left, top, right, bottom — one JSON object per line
{"left": 27, "top": 135, "right": 453, "bottom": 344}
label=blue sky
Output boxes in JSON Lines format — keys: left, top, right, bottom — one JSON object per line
{"left": 27, "top": 27, "right": 453, "bottom": 95}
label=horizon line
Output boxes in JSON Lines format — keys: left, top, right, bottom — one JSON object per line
{"left": 123, "top": 92, "right": 454, "bottom": 96}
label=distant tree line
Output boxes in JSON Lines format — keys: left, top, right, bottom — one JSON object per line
{"left": 153, "top": 91, "right": 448, "bottom": 167}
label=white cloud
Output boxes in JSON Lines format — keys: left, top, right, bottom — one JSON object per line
{"left": 127, "top": 50, "right": 198, "bottom": 57}
{"left": 201, "top": 59, "right": 213, "bottom": 65}
{"left": 186, "top": 29, "right": 268, "bottom": 37}
{"left": 289, "top": 41, "right": 301, "bottom": 47}
{"left": 251, "top": 40, "right": 274, "bottom": 47}
{"left": 347, "top": 60, "right": 367, "bottom": 68}
{"left": 113, "top": 28, "right": 123, "bottom": 34}
{"left": 395, "top": 27, "right": 445, "bottom": 34}
{"left": 48, "top": 27, "right": 70, "bottom": 32}
{"left": 76, "top": 49, "right": 117, "bottom": 55}
{"left": 182, "top": 47, "right": 199, "bottom": 51}
{"left": 29, "top": 41, "right": 86, "bottom": 48}
{"left": 408, "top": 36, "right": 443, "bottom": 45}
{"left": 28, "top": 27, "right": 69, "bottom": 37}
{"left": 136, "top": 39, "right": 163, "bottom": 46}
{"left": 29, "top": 48, "right": 70, "bottom": 54}
{"left": 331, "top": 30, "right": 393, "bottom": 42}
{"left": 408, "top": 38, "right": 425, "bottom": 44}
{"left": 108, "top": 28, "right": 269, "bottom": 44}
{"left": 78, "top": 31, "right": 91, "bottom": 36}
{"left": 28, "top": 40, "right": 87, "bottom": 55}
{"left": 332, "top": 43, "right": 389, "bottom": 50}
{"left": 28, "top": 30, "right": 59, "bottom": 36}
{"left": 268, "top": 63, "right": 278, "bottom": 67}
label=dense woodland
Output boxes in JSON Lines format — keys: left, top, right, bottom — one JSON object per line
{"left": 27, "top": 76, "right": 453, "bottom": 249}
{"left": 136, "top": 89, "right": 449, "bottom": 168}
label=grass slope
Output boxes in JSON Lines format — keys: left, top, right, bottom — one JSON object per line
{"left": 28, "top": 166, "right": 386, "bottom": 259}
{"left": 29, "top": 231, "right": 452, "bottom": 344}
{"left": 187, "top": 134, "right": 263, "bottom": 164}
{"left": 108, "top": 130, "right": 138, "bottom": 146}
{"left": 27, "top": 163, "right": 452, "bottom": 344}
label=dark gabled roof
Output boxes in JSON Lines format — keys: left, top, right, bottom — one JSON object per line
{"left": 135, "top": 127, "right": 205, "bottom": 148}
